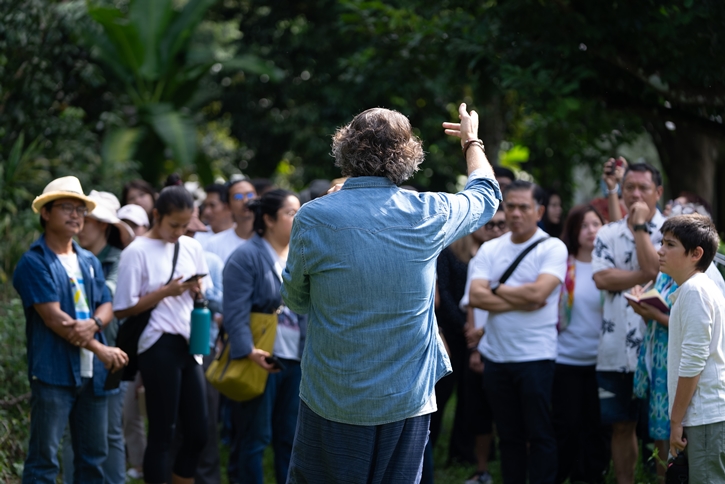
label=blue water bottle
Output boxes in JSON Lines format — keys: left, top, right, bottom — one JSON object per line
{"left": 189, "top": 298, "right": 211, "bottom": 355}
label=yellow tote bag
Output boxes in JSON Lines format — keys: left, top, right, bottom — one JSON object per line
{"left": 205, "top": 312, "right": 277, "bottom": 402}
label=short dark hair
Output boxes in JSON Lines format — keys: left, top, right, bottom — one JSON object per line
{"left": 247, "top": 189, "right": 297, "bottom": 236}
{"left": 623, "top": 163, "right": 662, "bottom": 188}
{"left": 660, "top": 214, "right": 719, "bottom": 272}
{"left": 205, "top": 183, "right": 228, "bottom": 203}
{"left": 561, "top": 205, "right": 604, "bottom": 256}
{"left": 226, "top": 178, "right": 254, "bottom": 202}
{"left": 250, "top": 178, "right": 275, "bottom": 197}
{"left": 121, "top": 179, "right": 156, "bottom": 206}
{"left": 39, "top": 201, "right": 54, "bottom": 229}
{"left": 503, "top": 180, "right": 546, "bottom": 206}
{"left": 154, "top": 186, "right": 194, "bottom": 223}
{"left": 331, "top": 108, "right": 424, "bottom": 185}
{"left": 493, "top": 166, "right": 515, "bottom": 181}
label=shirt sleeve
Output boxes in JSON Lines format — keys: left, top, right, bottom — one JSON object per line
{"left": 539, "top": 239, "right": 568, "bottom": 282}
{"left": 440, "top": 173, "right": 501, "bottom": 248}
{"left": 281, "top": 220, "right": 311, "bottom": 314}
{"left": 679, "top": 287, "right": 715, "bottom": 378}
{"left": 591, "top": 226, "right": 616, "bottom": 274}
{"left": 113, "top": 247, "right": 144, "bottom": 311}
{"left": 223, "top": 253, "right": 255, "bottom": 359}
{"left": 13, "top": 252, "right": 59, "bottom": 307}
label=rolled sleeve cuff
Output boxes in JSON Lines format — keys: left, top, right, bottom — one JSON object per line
{"left": 679, "top": 355, "right": 708, "bottom": 378}
{"left": 466, "top": 170, "right": 503, "bottom": 201}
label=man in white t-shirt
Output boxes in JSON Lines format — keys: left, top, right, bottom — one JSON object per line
{"left": 204, "top": 179, "right": 257, "bottom": 262}
{"left": 469, "top": 180, "right": 567, "bottom": 484}
{"left": 592, "top": 163, "right": 664, "bottom": 484}
{"left": 196, "top": 183, "right": 234, "bottom": 247}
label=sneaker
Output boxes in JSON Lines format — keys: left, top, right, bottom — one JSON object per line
{"left": 127, "top": 468, "right": 143, "bottom": 481}
{"left": 464, "top": 471, "right": 493, "bottom": 484}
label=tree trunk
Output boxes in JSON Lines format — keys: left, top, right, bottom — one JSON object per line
{"left": 646, "top": 117, "right": 723, "bottom": 224}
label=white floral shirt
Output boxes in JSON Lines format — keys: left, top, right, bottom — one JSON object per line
{"left": 592, "top": 211, "right": 666, "bottom": 372}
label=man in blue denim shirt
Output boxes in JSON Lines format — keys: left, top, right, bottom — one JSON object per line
{"left": 282, "top": 104, "right": 501, "bottom": 483}
{"left": 13, "top": 176, "right": 128, "bottom": 484}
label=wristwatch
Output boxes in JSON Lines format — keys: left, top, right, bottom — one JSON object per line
{"left": 93, "top": 316, "right": 104, "bottom": 332}
{"left": 633, "top": 224, "right": 649, "bottom": 233}
{"left": 490, "top": 283, "right": 500, "bottom": 295}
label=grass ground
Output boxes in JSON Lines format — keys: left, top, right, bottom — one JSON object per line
{"left": 129, "top": 391, "right": 660, "bottom": 483}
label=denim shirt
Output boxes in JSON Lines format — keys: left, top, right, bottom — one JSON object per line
{"left": 13, "top": 235, "right": 113, "bottom": 395}
{"left": 281, "top": 170, "right": 501, "bottom": 425}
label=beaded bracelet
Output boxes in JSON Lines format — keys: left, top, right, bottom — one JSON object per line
{"left": 463, "top": 138, "right": 485, "bottom": 157}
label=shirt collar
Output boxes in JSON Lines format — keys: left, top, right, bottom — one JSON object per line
{"left": 341, "top": 176, "right": 396, "bottom": 189}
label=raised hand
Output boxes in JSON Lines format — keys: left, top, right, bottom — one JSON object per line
{"left": 442, "top": 103, "right": 479, "bottom": 148}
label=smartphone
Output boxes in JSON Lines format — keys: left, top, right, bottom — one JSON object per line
{"left": 183, "top": 273, "right": 207, "bottom": 283}
{"left": 265, "top": 355, "right": 286, "bottom": 371}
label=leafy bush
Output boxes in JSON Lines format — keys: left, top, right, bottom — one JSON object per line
{"left": 0, "top": 289, "right": 31, "bottom": 481}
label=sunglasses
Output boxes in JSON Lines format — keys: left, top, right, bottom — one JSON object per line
{"left": 484, "top": 221, "right": 507, "bottom": 231}
{"left": 232, "top": 192, "right": 255, "bottom": 201}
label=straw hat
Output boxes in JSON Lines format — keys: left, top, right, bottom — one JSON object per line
{"left": 32, "top": 176, "right": 96, "bottom": 214}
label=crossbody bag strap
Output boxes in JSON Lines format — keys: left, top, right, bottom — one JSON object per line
{"left": 166, "top": 241, "right": 180, "bottom": 285}
{"left": 499, "top": 236, "right": 549, "bottom": 285}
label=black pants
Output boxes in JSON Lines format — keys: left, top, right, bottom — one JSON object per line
{"left": 138, "top": 334, "right": 208, "bottom": 483}
{"left": 552, "top": 364, "right": 607, "bottom": 484}
{"left": 483, "top": 358, "right": 557, "bottom": 484}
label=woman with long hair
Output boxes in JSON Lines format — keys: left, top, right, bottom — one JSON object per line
{"left": 223, "top": 189, "right": 306, "bottom": 484}
{"left": 121, "top": 180, "right": 157, "bottom": 221}
{"left": 113, "top": 186, "right": 210, "bottom": 484}
{"left": 552, "top": 205, "right": 608, "bottom": 484}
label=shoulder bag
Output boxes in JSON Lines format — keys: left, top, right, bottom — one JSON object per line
{"left": 206, "top": 309, "right": 278, "bottom": 402}
{"left": 497, "top": 236, "right": 550, "bottom": 286}
{"left": 107, "top": 241, "right": 179, "bottom": 387}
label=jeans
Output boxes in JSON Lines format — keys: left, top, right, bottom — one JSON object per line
{"left": 232, "top": 359, "right": 301, "bottom": 484}
{"left": 61, "top": 381, "right": 128, "bottom": 484}
{"left": 23, "top": 378, "right": 108, "bottom": 484}
{"left": 483, "top": 358, "right": 557, "bottom": 484}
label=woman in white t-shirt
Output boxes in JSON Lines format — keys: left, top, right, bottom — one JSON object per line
{"left": 222, "top": 189, "right": 305, "bottom": 484}
{"left": 114, "top": 186, "right": 210, "bottom": 484}
{"left": 552, "top": 205, "right": 608, "bottom": 484}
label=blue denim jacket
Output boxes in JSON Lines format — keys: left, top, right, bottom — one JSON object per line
{"left": 281, "top": 170, "right": 501, "bottom": 425}
{"left": 13, "top": 235, "right": 113, "bottom": 395}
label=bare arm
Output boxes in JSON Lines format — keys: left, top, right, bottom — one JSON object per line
{"left": 594, "top": 268, "right": 654, "bottom": 292}
{"left": 469, "top": 279, "right": 517, "bottom": 313}
{"left": 633, "top": 229, "right": 660, "bottom": 282}
{"left": 495, "top": 274, "right": 561, "bottom": 307}
{"left": 33, "top": 302, "right": 76, "bottom": 341}
{"left": 443, "top": 103, "right": 495, "bottom": 178}
{"left": 114, "top": 276, "right": 196, "bottom": 319}
{"left": 85, "top": 338, "right": 128, "bottom": 372}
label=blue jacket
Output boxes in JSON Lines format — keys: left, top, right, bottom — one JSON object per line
{"left": 282, "top": 170, "right": 501, "bottom": 425}
{"left": 223, "top": 234, "right": 307, "bottom": 360}
{"left": 13, "top": 234, "right": 113, "bottom": 395}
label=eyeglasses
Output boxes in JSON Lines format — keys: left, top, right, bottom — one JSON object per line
{"left": 484, "top": 221, "right": 507, "bottom": 231}
{"left": 232, "top": 192, "right": 255, "bottom": 201}
{"left": 53, "top": 203, "right": 88, "bottom": 217}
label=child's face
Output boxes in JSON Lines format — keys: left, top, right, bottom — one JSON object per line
{"left": 658, "top": 232, "right": 695, "bottom": 279}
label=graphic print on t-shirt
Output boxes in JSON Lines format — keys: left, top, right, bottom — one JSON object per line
{"left": 57, "top": 253, "right": 94, "bottom": 377}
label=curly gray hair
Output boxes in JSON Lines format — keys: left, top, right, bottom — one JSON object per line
{"left": 331, "top": 108, "right": 424, "bottom": 185}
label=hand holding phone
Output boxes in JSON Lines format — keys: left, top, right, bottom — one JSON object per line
{"left": 183, "top": 273, "right": 207, "bottom": 283}
{"left": 265, "top": 355, "right": 286, "bottom": 371}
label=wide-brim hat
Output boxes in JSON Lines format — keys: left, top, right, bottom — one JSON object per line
{"left": 87, "top": 190, "right": 135, "bottom": 243}
{"left": 32, "top": 176, "right": 96, "bottom": 214}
